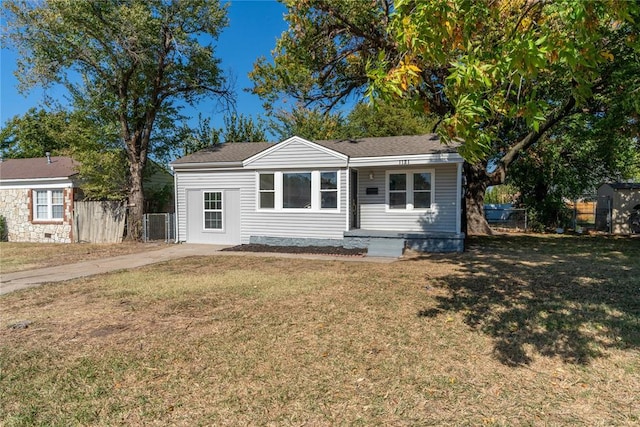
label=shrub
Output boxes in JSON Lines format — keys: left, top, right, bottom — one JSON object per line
{"left": 0, "top": 215, "right": 7, "bottom": 241}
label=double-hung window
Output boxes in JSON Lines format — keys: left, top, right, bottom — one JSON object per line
{"left": 387, "top": 170, "right": 434, "bottom": 211}
{"left": 320, "top": 172, "right": 338, "bottom": 209}
{"left": 257, "top": 171, "right": 339, "bottom": 211}
{"left": 259, "top": 173, "right": 275, "bottom": 209}
{"left": 33, "top": 189, "right": 64, "bottom": 221}
{"left": 203, "top": 191, "right": 223, "bottom": 230}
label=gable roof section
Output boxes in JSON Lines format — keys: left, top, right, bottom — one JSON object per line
{"left": 0, "top": 156, "right": 79, "bottom": 180}
{"left": 171, "top": 142, "right": 272, "bottom": 168}
{"left": 243, "top": 136, "right": 347, "bottom": 167}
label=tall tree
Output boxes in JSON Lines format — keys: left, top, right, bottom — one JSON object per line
{"left": 3, "top": 0, "right": 233, "bottom": 239}
{"left": 251, "top": 0, "right": 640, "bottom": 234}
{"left": 181, "top": 113, "right": 268, "bottom": 156}
{"left": 0, "top": 108, "right": 72, "bottom": 158}
{"left": 270, "top": 105, "right": 346, "bottom": 141}
{"left": 344, "top": 101, "right": 438, "bottom": 138}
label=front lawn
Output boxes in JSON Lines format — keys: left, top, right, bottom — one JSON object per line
{"left": 1, "top": 235, "right": 639, "bottom": 425}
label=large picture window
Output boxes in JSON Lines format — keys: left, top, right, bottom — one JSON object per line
{"left": 257, "top": 171, "right": 339, "bottom": 211}
{"left": 33, "top": 189, "right": 64, "bottom": 221}
{"left": 203, "top": 191, "right": 223, "bottom": 229}
{"left": 387, "top": 170, "right": 434, "bottom": 211}
{"left": 283, "top": 172, "right": 312, "bottom": 208}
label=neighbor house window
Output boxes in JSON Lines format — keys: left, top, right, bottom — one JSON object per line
{"left": 387, "top": 170, "right": 434, "bottom": 211}
{"left": 33, "top": 189, "right": 64, "bottom": 221}
{"left": 257, "top": 171, "right": 339, "bottom": 211}
{"left": 283, "top": 172, "right": 312, "bottom": 209}
{"left": 259, "top": 173, "right": 275, "bottom": 209}
{"left": 203, "top": 191, "right": 222, "bottom": 229}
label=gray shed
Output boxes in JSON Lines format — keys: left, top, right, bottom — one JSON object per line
{"left": 595, "top": 182, "right": 640, "bottom": 234}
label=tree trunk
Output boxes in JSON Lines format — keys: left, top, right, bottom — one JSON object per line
{"left": 464, "top": 162, "right": 493, "bottom": 235}
{"left": 126, "top": 158, "right": 145, "bottom": 241}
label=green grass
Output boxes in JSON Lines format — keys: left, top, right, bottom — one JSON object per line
{"left": 1, "top": 235, "right": 639, "bottom": 425}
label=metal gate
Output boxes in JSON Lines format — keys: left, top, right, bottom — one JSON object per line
{"left": 142, "top": 213, "right": 175, "bottom": 242}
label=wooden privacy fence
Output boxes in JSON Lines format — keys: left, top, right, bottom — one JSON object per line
{"left": 73, "top": 201, "right": 126, "bottom": 243}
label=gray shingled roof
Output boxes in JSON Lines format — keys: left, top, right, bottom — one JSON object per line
{"left": 314, "top": 134, "right": 458, "bottom": 157}
{"left": 171, "top": 142, "right": 273, "bottom": 165}
{"left": 0, "top": 156, "right": 79, "bottom": 180}
{"left": 171, "top": 134, "right": 458, "bottom": 165}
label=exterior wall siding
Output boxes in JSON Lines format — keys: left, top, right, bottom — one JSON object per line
{"left": 0, "top": 188, "right": 73, "bottom": 243}
{"left": 175, "top": 169, "right": 348, "bottom": 244}
{"left": 356, "top": 164, "right": 459, "bottom": 233}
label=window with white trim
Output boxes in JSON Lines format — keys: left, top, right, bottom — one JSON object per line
{"left": 259, "top": 173, "right": 275, "bottom": 209}
{"left": 203, "top": 191, "right": 223, "bottom": 229}
{"left": 320, "top": 172, "right": 338, "bottom": 209}
{"left": 33, "top": 189, "right": 64, "bottom": 221}
{"left": 257, "top": 171, "right": 339, "bottom": 211}
{"left": 283, "top": 172, "right": 312, "bottom": 208}
{"left": 387, "top": 170, "right": 433, "bottom": 211}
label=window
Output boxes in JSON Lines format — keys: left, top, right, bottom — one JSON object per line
{"left": 388, "top": 174, "right": 407, "bottom": 209}
{"left": 413, "top": 172, "right": 432, "bottom": 208}
{"left": 320, "top": 172, "right": 338, "bottom": 209}
{"left": 283, "top": 172, "right": 312, "bottom": 208}
{"left": 33, "top": 189, "right": 64, "bottom": 221}
{"left": 259, "top": 173, "right": 275, "bottom": 209}
{"left": 257, "top": 171, "right": 339, "bottom": 211}
{"left": 203, "top": 191, "right": 223, "bottom": 229}
{"left": 387, "top": 170, "right": 434, "bottom": 211}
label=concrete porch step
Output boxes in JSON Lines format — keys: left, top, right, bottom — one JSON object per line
{"left": 367, "top": 237, "right": 405, "bottom": 257}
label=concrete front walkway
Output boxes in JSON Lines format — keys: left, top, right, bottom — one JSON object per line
{"left": 0, "top": 244, "right": 228, "bottom": 295}
{"left": 0, "top": 244, "right": 396, "bottom": 295}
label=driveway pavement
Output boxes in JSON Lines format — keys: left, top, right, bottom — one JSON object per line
{"left": 0, "top": 244, "right": 395, "bottom": 295}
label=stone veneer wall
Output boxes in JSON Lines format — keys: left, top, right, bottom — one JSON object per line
{"left": 0, "top": 188, "right": 74, "bottom": 243}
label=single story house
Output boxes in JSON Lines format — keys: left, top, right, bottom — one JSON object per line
{"left": 0, "top": 155, "right": 79, "bottom": 243}
{"left": 170, "top": 135, "right": 465, "bottom": 254}
{"left": 596, "top": 182, "right": 640, "bottom": 234}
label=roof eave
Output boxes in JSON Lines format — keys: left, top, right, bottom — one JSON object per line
{"left": 348, "top": 152, "right": 464, "bottom": 167}
{"left": 170, "top": 161, "right": 245, "bottom": 170}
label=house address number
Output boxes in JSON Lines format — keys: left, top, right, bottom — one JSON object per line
{"left": 398, "top": 159, "right": 410, "bottom": 165}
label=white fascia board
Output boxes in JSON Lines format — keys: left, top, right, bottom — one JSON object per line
{"left": 171, "top": 161, "right": 244, "bottom": 171}
{"left": 0, "top": 177, "right": 74, "bottom": 189}
{"left": 348, "top": 152, "right": 464, "bottom": 167}
{"left": 243, "top": 135, "right": 348, "bottom": 167}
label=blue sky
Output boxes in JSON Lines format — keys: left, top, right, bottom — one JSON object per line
{"left": 0, "top": 0, "right": 288, "bottom": 131}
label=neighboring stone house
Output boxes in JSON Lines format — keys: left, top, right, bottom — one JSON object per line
{"left": 0, "top": 155, "right": 79, "bottom": 243}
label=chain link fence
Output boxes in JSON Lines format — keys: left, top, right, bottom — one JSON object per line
{"left": 485, "top": 205, "right": 528, "bottom": 232}
{"left": 142, "top": 213, "right": 175, "bottom": 242}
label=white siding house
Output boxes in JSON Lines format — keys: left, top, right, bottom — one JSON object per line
{"left": 171, "top": 135, "right": 465, "bottom": 253}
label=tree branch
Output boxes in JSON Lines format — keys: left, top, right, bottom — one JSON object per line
{"left": 489, "top": 96, "right": 577, "bottom": 185}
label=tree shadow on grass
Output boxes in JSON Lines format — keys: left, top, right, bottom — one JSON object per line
{"left": 416, "top": 235, "right": 640, "bottom": 366}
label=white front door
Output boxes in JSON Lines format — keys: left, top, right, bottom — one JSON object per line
{"left": 186, "top": 189, "right": 241, "bottom": 244}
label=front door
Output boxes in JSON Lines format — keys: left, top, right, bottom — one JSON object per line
{"left": 186, "top": 189, "right": 241, "bottom": 244}
{"left": 350, "top": 169, "right": 359, "bottom": 229}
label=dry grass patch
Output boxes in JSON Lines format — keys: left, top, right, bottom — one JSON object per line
{"left": 0, "top": 242, "right": 168, "bottom": 273}
{"left": 1, "top": 235, "right": 639, "bottom": 425}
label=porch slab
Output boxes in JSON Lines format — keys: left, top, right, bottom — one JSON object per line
{"left": 344, "top": 229, "right": 465, "bottom": 253}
